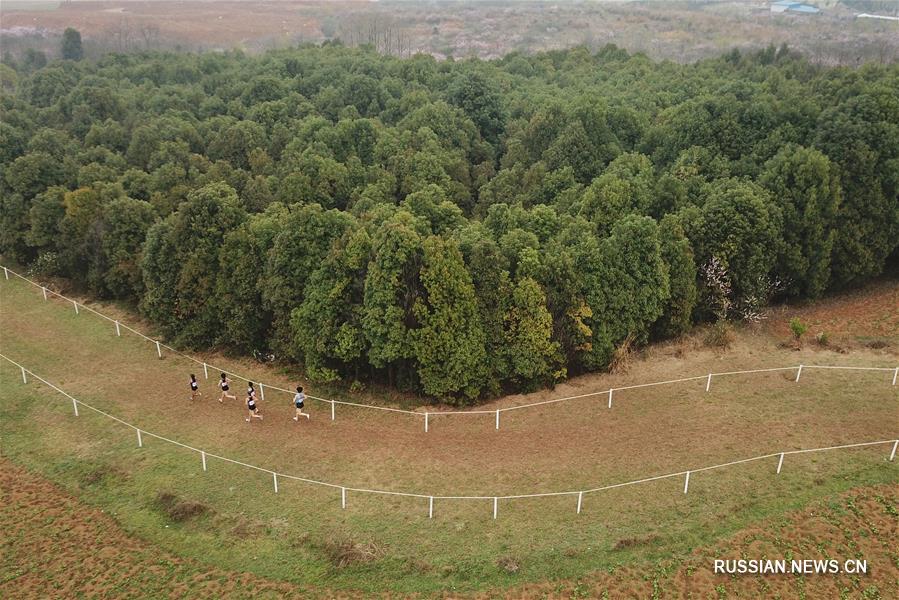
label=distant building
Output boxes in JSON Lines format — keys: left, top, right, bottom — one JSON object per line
{"left": 770, "top": 1, "right": 821, "bottom": 14}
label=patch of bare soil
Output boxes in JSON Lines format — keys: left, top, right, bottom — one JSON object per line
{"left": 500, "top": 483, "right": 899, "bottom": 599}
{"left": 0, "top": 458, "right": 308, "bottom": 599}
{"left": 765, "top": 279, "right": 899, "bottom": 347}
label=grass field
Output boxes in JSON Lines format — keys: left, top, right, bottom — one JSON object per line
{"left": 1, "top": 273, "right": 897, "bottom": 596}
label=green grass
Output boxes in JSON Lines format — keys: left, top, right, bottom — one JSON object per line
{"left": 1, "top": 275, "right": 897, "bottom": 595}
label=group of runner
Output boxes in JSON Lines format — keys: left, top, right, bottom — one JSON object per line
{"left": 189, "top": 372, "right": 310, "bottom": 424}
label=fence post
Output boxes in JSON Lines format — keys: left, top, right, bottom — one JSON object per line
{"left": 341, "top": 487, "right": 346, "bottom": 509}
{"left": 608, "top": 388, "right": 613, "bottom": 409}
{"left": 795, "top": 365, "right": 803, "bottom": 382}
{"left": 429, "top": 496, "right": 434, "bottom": 519}
{"left": 136, "top": 429, "right": 142, "bottom": 448}
{"left": 706, "top": 373, "right": 712, "bottom": 392}
{"left": 273, "top": 472, "right": 278, "bottom": 493}
{"left": 495, "top": 410, "right": 500, "bottom": 430}
{"left": 331, "top": 400, "right": 336, "bottom": 421}
{"left": 201, "top": 451, "right": 207, "bottom": 472}
{"left": 42, "top": 286, "right": 47, "bottom": 300}
{"left": 72, "top": 300, "right": 79, "bottom": 314}
{"left": 2, "top": 266, "right": 7, "bottom": 280}
{"left": 576, "top": 491, "right": 583, "bottom": 515}
{"left": 21, "top": 367, "right": 27, "bottom": 384}
{"left": 493, "top": 497, "right": 498, "bottom": 520}
{"left": 71, "top": 397, "right": 79, "bottom": 416}
{"left": 155, "top": 341, "right": 162, "bottom": 358}
{"left": 424, "top": 413, "right": 429, "bottom": 433}
{"left": 890, "top": 441, "right": 898, "bottom": 462}
{"left": 260, "top": 383, "right": 265, "bottom": 402}
{"left": 203, "top": 362, "right": 208, "bottom": 380}
{"left": 893, "top": 367, "right": 898, "bottom": 386}
{"left": 683, "top": 471, "right": 690, "bottom": 494}
{"left": 115, "top": 320, "right": 121, "bottom": 337}
{"left": 776, "top": 452, "right": 784, "bottom": 474}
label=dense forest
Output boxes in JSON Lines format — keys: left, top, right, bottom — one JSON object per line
{"left": 1, "top": 41, "right": 897, "bottom": 402}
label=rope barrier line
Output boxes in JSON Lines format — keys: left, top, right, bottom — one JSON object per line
{"left": 1, "top": 352, "right": 896, "bottom": 515}
{"left": 2, "top": 265, "right": 897, "bottom": 430}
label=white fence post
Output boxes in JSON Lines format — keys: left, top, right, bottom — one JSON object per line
{"left": 201, "top": 451, "right": 207, "bottom": 471}
{"left": 683, "top": 471, "right": 690, "bottom": 494}
{"left": 341, "top": 487, "right": 346, "bottom": 508}
{"left": 706, "top": 373, "right": 712, "bottom": 392}
{"left": 576, "top": 491, "right": 583, "bottom": 515}
{"left": 155, "top": 341, "right": 162, "bottom": 358}
{"left": 21, "top": 367, "right": 27, "bottom": 384}
{"left": 608, "top": 388, "right": 613, "bottom": 409}
{"left": 42, "top": 286, "right": 47, "bottom": 300}
{"left": 2, "top": 266, "right": 7, "bottom": 280}
{"left": 890, "top": 441, "right": 898, "bottom": 462}
{"left": 424, "top": 413, "right": 429, "bottom": 433}
{"left": 115, "top": 320, "right": 121, "bottom": 337}
{"left": 776, "top": 452, "right": 784, "bottom": 474}
{"left": 273, "top": 472, "right": 278, "bottom": 493}
{"left": 493, "top": 497, "right": 498, "bottom": 520}
{"left": 495, "top": 410, "right": 500, "bottom": 430}
{"left": 72, "top": 300, "right": 79, "bottom": 314}
{"left": 795, "top": 365, "right": 803, "bottom": 382}
{"left": 331, "top": 400, "right": 336, "bottom": 421}
{"left": 892, "top": 367, "right": 898, "bottom": 386}
{"left": 71, "top": 397, "right": 79, "bottom": 416}
{"left": 203, "top": 363, "right": 208, "bottom": 379}
{"left": 429, "top": 496, "right": 434, "bottom": 519}
{"left": 136, "top": 429, "right": 142, "bottom": 448}
{"left": 260, "top": 383, "right": 265, "bottom": 402}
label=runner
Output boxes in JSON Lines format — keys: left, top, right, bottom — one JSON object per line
{"left": 219, "top": 373, "right": 236, "bottom": 402}
{"left": 246, "top": 387, "right": 263, "bottom": 422}
{"left": 247, "top": 381, "right": 257, "bottom": 402}
{"left": 189, "top": 374, "right": 201, "bottom": 401}
{"left": 293, "top": 386, "right": 310, "bottom": 421}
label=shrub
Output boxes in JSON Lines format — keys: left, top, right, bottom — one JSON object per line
{"left": 704, "top": 321, "right": 733, "bottom": 349}
{"left": 815, "top": 331, "right": 829, "bottom": 347}
{"left": 789, "top": 317, "right": 807, "bottom": 342}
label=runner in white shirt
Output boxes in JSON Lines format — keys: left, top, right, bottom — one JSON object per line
{"left": 293, "top": 386, "right": 310, "bottom": 421}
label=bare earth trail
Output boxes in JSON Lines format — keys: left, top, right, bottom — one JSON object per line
{"left": 0, "top": 275, "right": 897, "bottom": 595}
{"left": 1, "top": 276, "right": 896, "bottom": 497}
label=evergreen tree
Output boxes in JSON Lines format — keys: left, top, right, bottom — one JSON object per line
{"left": 413, "top": 236, "right": 487, "bottom": 400}
{"left": 504, "top": 277, "right": 562, "bottom": 387}
{"left": 61, "top": 28, "right": 84, "bottom": 61}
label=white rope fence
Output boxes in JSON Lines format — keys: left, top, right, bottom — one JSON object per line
{"left": 2, "top": 265, "right": 897, "bottom": 433}
{"left": 1, "top": 352, "right": 897, "bottom": 520}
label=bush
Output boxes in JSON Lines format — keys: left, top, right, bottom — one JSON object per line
{"left": 815, "top": 331, "right": 829, "bottom": 347}
{"left": 704, "top": 321, "right": 733, "bottom": 349}
{"left": 789, "top": 317, "right": 807, "bottom": 341}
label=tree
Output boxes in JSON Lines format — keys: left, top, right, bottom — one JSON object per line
{"left": 261, "top": 204, "right": 355, "bottom": 353}
{"left": 413, "top": 236, "right": 486, "bottom": 400}
{"left": 216, "top": 205, "right": 286, "bottom": 352}
{"left": 653, "top": 215, "right": 697, "bottom": 339}
{"left": 446, "top": 71, "right": 507, "bottom": 146}
{"left": 100, "top": 197, "right": 157, "bottom": 299}
{"left": 760, "top": 145, "right": 839, "bottom": 298}
{"left": 578, "top": 215, "right": 670, "bottom": 370}
{"left": 681, "top": 178, "right": 783, "bottom": 310}
{"left": 291, "top": 228, "right": 371, "bottom": 383}
{"left": 504, "top": 277, "right": 562, "bottom": 387}
{"left": 362, "top": 210, "right": 423, "bottom": 388}
{"left": 140, "top": 183, "right": 247, "bottom": 345}
{"left": 61, "top": 28, "right": 84, "bottom": 61}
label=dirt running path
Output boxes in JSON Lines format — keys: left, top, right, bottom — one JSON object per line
{"left": 1, "top": 276, "right": 897, "bottom": 497}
